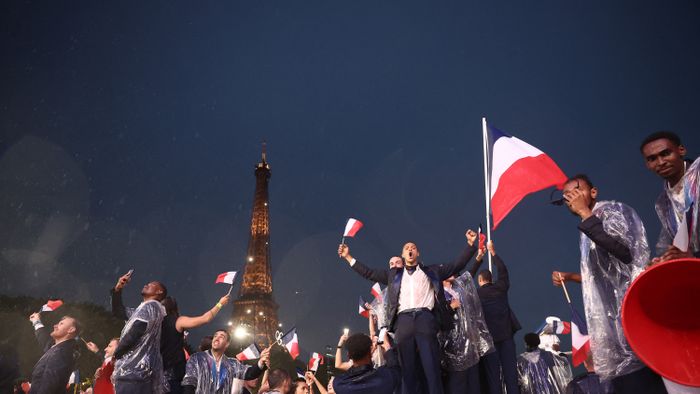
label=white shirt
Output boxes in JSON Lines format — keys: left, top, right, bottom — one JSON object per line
{"left": 398, "top": 265, "right": 434, "bottom": 312}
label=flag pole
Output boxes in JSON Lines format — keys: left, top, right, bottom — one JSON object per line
{"left": 227, "top": 284, "right": 233, "bottom": 296}
{"left": 481, "top": 117, "right": 493, "bottom": 272}
{"left": 558, "top": 272, "right": 572, "bottom": 304}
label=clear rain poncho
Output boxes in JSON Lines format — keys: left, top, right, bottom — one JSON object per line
{"left": 438, "top": 271, "right": 495, "bottom": 371}
{"left": 654, "top": 157, "right": 700, "bottom": 256}
{"left": 369, "top": 288, "right": 389, "bottom": 330}
{"left": 517, "top": 349, "right": 571, "bottom": 394}
{"left": 112, "top": 299, "right": 166, "bottom": 393}
{"left": 181, "top": 351, "right": 251, "bottom": 394}
{"left": 579, "top": 200, "right": 648, "bottom": 381}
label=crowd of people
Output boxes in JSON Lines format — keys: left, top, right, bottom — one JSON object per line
{"left": 11, "top": 131, "right": 699, "bottom": 393}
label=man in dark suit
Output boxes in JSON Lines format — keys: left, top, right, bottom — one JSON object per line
{"left": 469, "top": 240, "right": 521, "bottom": 394}
{"left": 338, "top": 229, "right": 478, "bottom": 394}
{"left": 333, "top": 333, "right": 401, "bottom": 393}
{"left": 28, "top": 313, "right": 81, "bottom": 394}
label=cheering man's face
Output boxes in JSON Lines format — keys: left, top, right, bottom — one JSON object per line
{"left": 402, "top": 243, "right": 420, "bottom": 265}
{"left": 51, "top": 317, "right": 78, "bottom": 340}
{"left": 211, "top": 330, "right": 230, "bottom": 352}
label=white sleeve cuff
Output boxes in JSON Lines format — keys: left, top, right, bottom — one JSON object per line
{"left": 33, "top": 322, "right": 44, "bottom": 330}
{"left": 349, "top": 258, "right": 356, "bottom": 266}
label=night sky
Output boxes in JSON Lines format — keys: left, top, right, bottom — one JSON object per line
{"left": 2, "top": 1, "right": 699, "bottom": 358}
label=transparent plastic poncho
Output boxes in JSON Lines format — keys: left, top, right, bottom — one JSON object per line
{"left": 517, "top": 349, "right": 569, "bottom": 394}
{"left": 654, "top": 157, "right": 700, "bottom": 256}
{"left": 112, "top": 299, "right": 166, "bottom": 393}
{"left": 369, "top": 288, "right": 389, "bottom": 330}
{"left": 181, "top": 351, "right": 251, "bottom": 394}
{"left": 579, "top": 200, "right": 648, "bottom": 380}
{"left": 438, "top": 271, "right": 495, "bottom": 371}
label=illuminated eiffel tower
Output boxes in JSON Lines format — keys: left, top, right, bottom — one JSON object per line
{"left": 230, "top": 145, "right": 279, "bottom": 347}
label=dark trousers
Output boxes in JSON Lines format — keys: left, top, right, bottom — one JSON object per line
{"left": 611, "top": 366, "right": 667, "bottom": 394}
{"left": 481, "top": 338, "right": 520, "bottom": 394}
{"left": 395, "top": 310, "right": 444, "bottom": 394}
{"left": 445, "top": 363, "right": 480, "bottom": 394}
{"left": 115, "top": 379, "right": 153, "bottom": 394}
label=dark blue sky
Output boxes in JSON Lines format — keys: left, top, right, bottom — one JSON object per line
{"left": 2, "top": 1, "right": 699, "bottom": 357}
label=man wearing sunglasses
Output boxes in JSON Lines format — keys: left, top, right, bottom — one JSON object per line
{"left": 551, "top": 174, "right": 665, "bottom": 394}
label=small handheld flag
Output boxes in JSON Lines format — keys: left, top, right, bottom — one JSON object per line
{"left": 215, "top": 271, "right": 237, "bottom": 295}
{"left": 308, "top": 352, "right": 324, "bottom": 372}
{"left": 41, "top": 299, "right": 63, "bottom": 312}
{"left": 371, "top": 283, "right": 383, "bottom": 301}
{"left": 343, "top": 218, "right": 363, "bottom": 238}
{"left": 215, "top": 271, "right": 237, "bottom": 285}
{"left": 358, "top": 296, "right": 370, "bottom": 319}
{"left": 236, "top": 343, "right": 260, "bottom": 361}
{"left": 537, "top": 316, "right": 571, "bottom": 335}
{"left": 281, "top": 327, "right": 300, "bottom": 359}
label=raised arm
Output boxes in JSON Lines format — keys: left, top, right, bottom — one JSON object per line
{"left": 338, "top": 244, "right": 389, "bottom": 284}
{"left": 111, "top": 271, "right": 132, "bottom": 320}
{"left": 335, "top": 333, "right": 352, "bottom": 371}
{"left": 175, "top": 295, "right": 229, "bottom": 332}
{"left": 436, "top": 229, "right": 478, "bottom": 280}
{"left": 29, "top": 313, "right": 53, "bottom": 352}
{"left": 306, "top": 371, "right": 328, "bottom": 394}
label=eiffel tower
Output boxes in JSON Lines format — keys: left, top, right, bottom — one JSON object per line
{"left": 230, "top": 145, "right": 279, "bottom": 347}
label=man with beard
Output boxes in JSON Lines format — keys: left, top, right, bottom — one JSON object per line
{"left": 111, "top": 271, "right": 167, "bottom": 394}
{"left": 182, "top": 329, "right": 269, "bottom": 394}
{"left": 27, "top": 313, "right": 81, "bottom": 393}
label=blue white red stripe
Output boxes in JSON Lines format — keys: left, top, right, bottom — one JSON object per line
{"left": 570, "top": 304, "right": 591, "bottom": 366}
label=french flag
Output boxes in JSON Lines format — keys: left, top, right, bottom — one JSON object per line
{"left": 552, "top": 319, "right": 571, "bottom": 335}
{"left": 371, "top": 283, "right": 383, "bottom": 301}
{"left": 41, "top": 299, "right": 63, "bottom": 312}
{"left": 308, "top": 352, "right": 324, "bottom": 372}
{"left": 215, "top": 271, "right": 237, "bottom": 285}
{"left": 358, "top": 296, "right": 370, "bottom": 319}
{"left": 236, "top": 343, "right": 260, "bottom": 361}
{"left": 570, "top": 305, "right": 591, "bottom": 366}
{"left": 281, "top": 327, "right": 300, "bottom": 359}
{"left": 488, "top": 125, "right": 567, "bottom": 229}
{"left": 343, "top": 218, "right": 363, "bottom": 238}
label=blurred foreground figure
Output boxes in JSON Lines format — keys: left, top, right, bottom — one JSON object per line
{"left": 28, "top": 313, "right": 81, "bottom": 394}
{"left": 565, "top": 353, "right": 613, "bottom": 394}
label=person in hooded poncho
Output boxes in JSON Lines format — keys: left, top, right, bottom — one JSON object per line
{"left": 552, "top": 174, "right": 666, "bottom": 394}
{"left": 438, "top": 261, "right": 495, "bottom": 394}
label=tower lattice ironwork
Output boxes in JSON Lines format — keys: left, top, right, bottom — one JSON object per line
{"left": 230, "top": 146, "right": 279, "bottom": 347}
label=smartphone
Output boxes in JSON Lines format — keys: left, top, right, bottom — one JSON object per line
{"left": 126, "top": 269, "right": 134, "bottom": 276}
{"left": 377, "top": 327, "right": 388, "bottom": 344}
{"left": 343, "top": 328, "right": 349, "bottom": 336}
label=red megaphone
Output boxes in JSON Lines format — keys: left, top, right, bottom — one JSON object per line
{"left": 622, "top": 258, "right": 700, "bottom": 387}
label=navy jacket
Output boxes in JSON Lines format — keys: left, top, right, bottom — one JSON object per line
{"left": 468, "top": 254, "right": 521, "bottom": 342}
{"left": 29, "top": 327, "right": 78, "bottom": 394}
{"left": 333, "top": 349, "right": 402, "bottom": 394}
{"left": 350, "top": 244, "right": 477, "bottom": 331}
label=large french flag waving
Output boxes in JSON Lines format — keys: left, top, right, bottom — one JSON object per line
{"left": 488, "top": 125, "right": 567, "bottom": 229}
